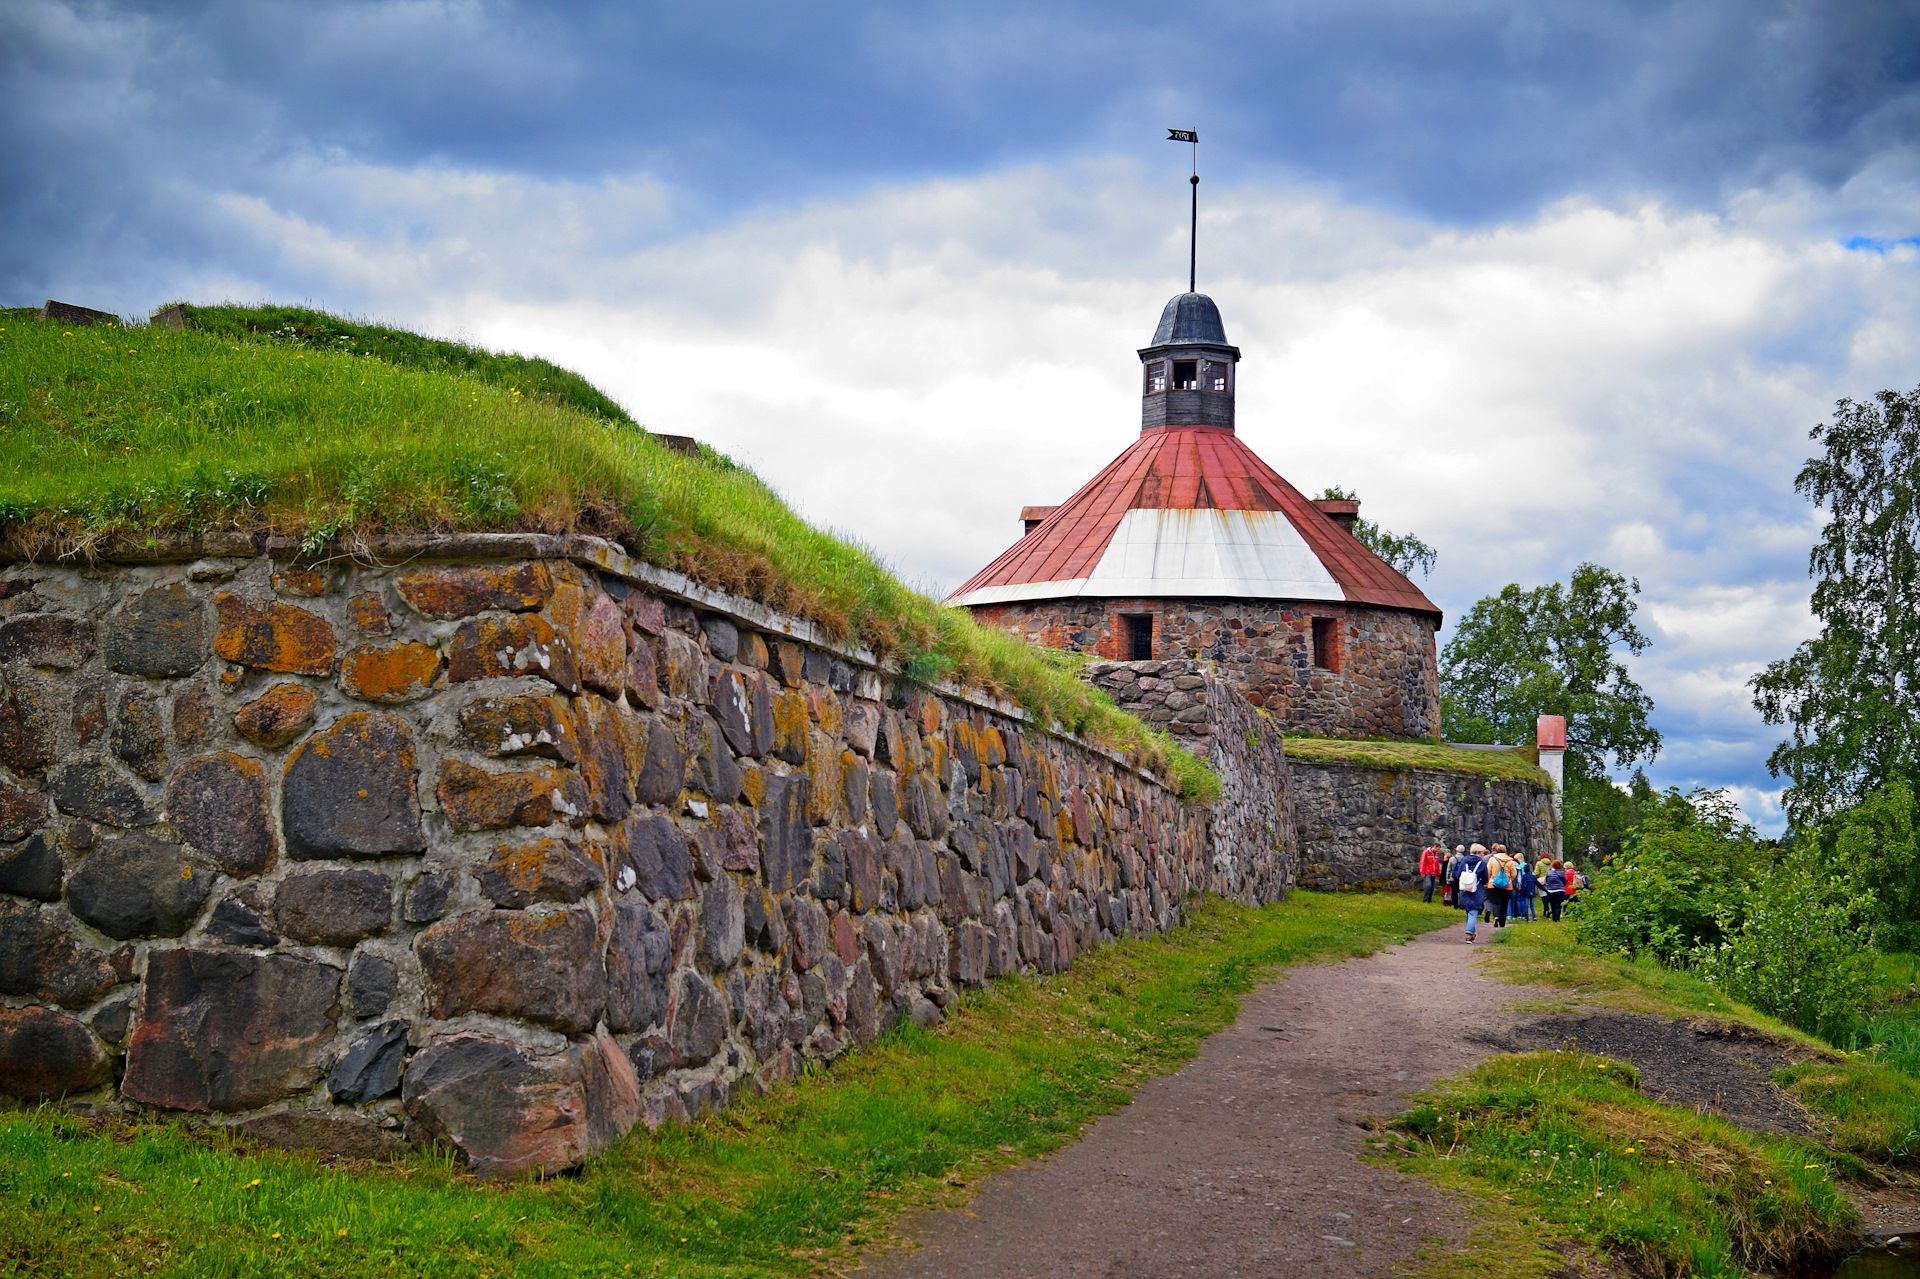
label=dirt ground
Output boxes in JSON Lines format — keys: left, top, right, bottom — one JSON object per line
{"left": 854, "top": 918, "right": 1909, "bottom": 1278}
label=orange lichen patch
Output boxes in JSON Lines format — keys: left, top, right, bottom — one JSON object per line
{"left": 771, "top": 689, "right": 809, "bottom": 763}
{"left": 271, "top": 569, "right": 329, "bottom": 598}
{"left": 739, "top": 633, "right": 769, "bottom": 670}
{"left": 740, "top": 766, "right": 767, "bottom": 809}
{"left": 1056, "top": 808, "right": 1077, "bottom": 848}
{"left": 341, "top": 641, "right": 443, "bottom": 704}
{"left": 213, "top": 594, "right": 335, "bottom": 675}
{"left": 436, "top": 758, "right": 589, "bottom": 831}
{"left": 232, "top": 682, "right": 320, "bottom": 748}
{"left": 772, "top": 641, "right": 804, "bottom": 688}
{"left": 914, "top": 692, "right": 942, "bottom": 736}
{"left": 570, "top": 593, "right": 626, "bottom": 696}
{"left": 544, "top": 577, "right": 589, "bottom": 642}
{"left": 396, "top": 561, "right": 553, "bottom": 619}
{"left": 445, "top": 614, "right": 579, "bottom": 693}
{"left": 807, "top": 732, "right": 841, "bottom": 824}
{"left": 805, "top": 686, "right": 844, "bottom": 738}
{"left": 347, "top": 592, "right": 392, "bottom": 635}
{"left": 978, "top": 725, "right": 1008, "bottom": 769}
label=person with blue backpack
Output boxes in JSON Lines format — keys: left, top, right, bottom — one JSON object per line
{"left": 1455, "top": 843, "right": 1489, "bottom": 943}
{"left": 1515, "top": 857, "right": 1540, "bottom": 922}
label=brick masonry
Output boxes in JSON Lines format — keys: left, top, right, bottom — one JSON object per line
{"left": 0, "top": 534, "right": 1275, "bottom": 1178}
{"left": 970, "top": 597, "right": 1440, "bottom": 739}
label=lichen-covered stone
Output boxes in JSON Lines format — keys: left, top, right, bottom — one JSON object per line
{"left": 632, "top": 716, "right": 684, "bottom": 805}
{"left": 171, "top": 682, "right": 213, "bottom": 747}
{"left": 0, "top": 615, "right": 95, "bottom": 668}
{"left": 0, "top": 783, "right": 47, "bottom": 845}
{"left": 685, "top": 718, "right": 740, "bottom": 803}
{"left": 340, "top": 640, "right": 442, "bottom": 703}
{"left": 283, "top": 712, "right": 425, "bottom": 859}
{"left": 0, "top": 672, "right": 56, "bottom": 774}
{"left": 0, "top": 833, "right": 61, "bottom": 900}
{"left": 123, "top": 949, "right": 341, "bottom": 1111}
{"left": 275, "top": 868, "right": 392, "bottom": 946}
{"left": 115, "top": 690, "right": 172, "bottom": 782}
{"left": 759, "top": 773, "right": 812, "bottom": 893}
{"left": 573, "top": 696, "right": 632, "bottom": 823}
{"left": 436, "top": 760, "right": 589, "bottom": 831}
{"left": 696, "top": 874, "right": 744, "bottom": 971}
{"left": 233, "top": 682, "right": 319, "bottom": 748}
{"left": 0, "top": 900, "right": 118, "bottom": 1006}
{"left": 446, "top": 614, "right": 579, "bottom": 693}
{"left": 397, "top": 562, "right": 554, "bottom": 619}
{"left": 475, "top": 838, "right": 604, "bottom": 907}
{"left": 214, "top": 594, "right": 335, "bottom": 675}
{"left": 348, "top": 592, "right": 392, "bottom": 634}
{"left": 0, "top": 1005, "right": 110, "bottom": 1099}
{"left": 457, "top": 695, "right": 578, "bottom": 762}
{"left": 417, "top": 907, "right": 604, "bottom": 1032}
{"left": 400, "top": 1029, "right": 637, "bottom": 1180}
{"left": 104, "top": 584, "right": 209, "bottom": 677}
{"left": 166, "top": 752, "right": 275, "bottom": 876}
{"left": 575, "top": 594, "right": 627, "bottom": 696}
{"left": 272, "top": 568, "right": 329, "bottom": 597}
{"left": 64, "top": 833, "right": 211, "bottom": 940}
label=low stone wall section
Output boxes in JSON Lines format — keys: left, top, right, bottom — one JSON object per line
{"left": 1288, "top": 760, "right": 1555, "bottom": 891}
{"left": 1087, "top": 658, "right": 1294, "bottom": 903}
{"left": 0, "top": 533, "right": 1210, "bottom": 1177}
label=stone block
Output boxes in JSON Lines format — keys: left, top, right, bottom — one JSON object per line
{"left": 696, "top": 874, "right": 745, "bottom": 972}
{"left": 0, "top": 783, "right": 47, "bottom": 845}
{"left": 0, "top": 833, "right": 61, "bottom": 900}
{"left": 457, "top": 694, "right": 578, "bottom": 762}
{"left": 65, "top": 834, "right": 211, "bottom": 940}
{"left": 868, "top": 770, "right": 899, "bottom": 838}
{"left": 233, "top": 682, "right": 319, "bottom": 747}
{"left": 238, "top": 1111, "right": 408, "bottom": 1160}
{"left": 844, "top": 699, "right": 881, "bottom": 756}
{"left": 785, "top": 896, "right": 828, "bottom": 971}
{"left": 622, "top": 813, "right": 693, "bottom": 901}
{"left": 123, "top": 949, "right": 341, "bottom": 1112}
{"left": 275, "top": 868, "right": 392, "bottom": 946}
{"left": 0, "top": 1006, "right": 110, "bottom": 1100}
{"left": 402, "top": 871, "right": 452, "bottom": 924}
{"left": 0, "top": 615, "right": 94, "bottom": 668}
{"left": 0, "top": 672, "right": 56, "bottom": 774}
{"left": 341, "top": 641, "right": 443, "bottom": 703}
{"left": 205, "top": 899, "right": 276, "bottom": 947}
{"left": 631, "top": 716, "right": 684, "bottom": 804}
{"left": 700, "top": 615, "right": 738, "bottom": 662}
{"left": 661, "top": 630, "right": 702, "bottom": 700}
{"left": 104, "top": 584, "right": 209, "bottom": 677}
{"left": 829, "top": 911, "right": 859, "bottom": 965}
{"left": 573, "top": 696, "right": 632, "bottom": 823}
{"left": 70, "top": 679, "right": 105, "bottom": 749}
{"left": 348, "top": 592, "right": 392, "bottom": 634}
{"left": 668, "top": 971, "right": 726, "bottom": 1066}
{"left": 436, "top": 760, "right": 589, "bottom": 831}
{"left": 743, "top": 882, "right": 784, "bottom": 953}
{"left": 686, "top": 717, "right": 741, "bottom": 803}
{"left": 171, "top": 683, "right": 212, "bottom": 747}
{"left": 401, "top": 1029, "right": 637, "bottom": 1180}
{"left": 0, "top": 900, "right": 119, "bottom": 1006}
{"left": 759, "top": 773, "right": 812, "bottom": 893}
{"left": 328, "top": 1020, "right": 409, "bottom": 1104}
{"left": 214, "top": 594, "right": 335, "bottom": 674}
{"left": 474, "top": 838, "right": 604, "bottom": 907}
{"left": 739, "top": 632, "right": 768, "bottom": 670}
{"left": 770, "top": 688, "right": 808, "bottom": 765}
{"left": 604, "top": 903, "right": 671, "bottom": 1033}
{"left": 625, "top": 637, "right": 662, "bottom": 710}
{"left": 347, "top": 951, "right": 399, "bottom": 1018}
{"left": 165, "top": 752, "right": 275, "bottom": 875}
{"left": 575, "top": 594, "right": 627, "bottom": 696}
{"left": 446, "top": 614, "right": 579, "bottom": 693}
{"left": 272, "top": 568, "right": 329, "bottom": 597}
{"left": 417, "top": 907, "right": 605, "bottom": 1033}
{"left": 396, "top": 562, "right": 554, "bottom": 619}
{"left": 283, "top": 712, "right": 426, "bottom": 858}
{"left": 626, "top": 591, "right": 666, "bottom": 635}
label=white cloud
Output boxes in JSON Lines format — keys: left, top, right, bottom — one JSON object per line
{"left": 139, "top": 156, "right": 1920, "bottom": 830}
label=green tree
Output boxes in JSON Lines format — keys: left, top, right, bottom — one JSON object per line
{"left": 1751, "top": 387, "right": 1920, "bottom": 824}
{"left": 1316, "top": 487, "right": 1437, "bottom": 577}
{"left": 1575, "top": 787, "right": 1768, "bottom": 962}
{"left": 1694, "top": 853, "right": 1879, "bottom": 1034}
{"left": 1807, "top": 779, "right": 1920, "bottom": 949}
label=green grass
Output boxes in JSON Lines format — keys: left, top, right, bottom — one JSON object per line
{"left": 1281, "top": 734, "right": 1551, "bottom": 785}
{"left": 0, "top": 307, "right": 1215, "bottom": 798}
{"left": 1393, "top": 1050, "right": 1855, "bottom": 1278}
{"left": 0, "top": 893, "right": 1450, "bottom": 1278}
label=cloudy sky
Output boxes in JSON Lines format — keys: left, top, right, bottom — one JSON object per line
{"left": 9, "top": 0, "right": 1920, "bottom": 829}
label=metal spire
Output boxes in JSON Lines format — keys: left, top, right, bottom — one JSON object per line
{"left": 1167, "top": 128, "right": 1199, "bottom": 291}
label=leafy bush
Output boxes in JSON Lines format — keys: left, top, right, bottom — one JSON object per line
{"left": 1575, "top": 788, "right": 1768, "bottom": 962}
{"left": 1805, "top": 779, "right": 1920, "bottom": 949}
{"left": 1694, "top": 855, "right": 1879, "bottom": 1034}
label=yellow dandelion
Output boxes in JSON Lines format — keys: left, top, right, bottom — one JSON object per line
{"left": 245, "top": 1179, "right": 261, "bottom": 1189}
{"left": 191, "top": 1178, "right": 200, "bottom": 1186}
{"left": 272, "top": 1232, "right": 282, "bottom": 1239}
{"left": 92, "top": 1205, "right": 100, "bottom": 1213}
{"left": 336, "top": 1229, "right": 347, "bottom": 1238}
{"left": 61, "top": 1172, "right": 70, "bottom": 1178}
{"left": 1765, "top": 1179, "right": 1772, "bottom": 1185}
{"left": 1805, "top": 1164, "right": 1819, "bottom": 1169}
{"left": 1625, "top": 1147, "right": 1635, "bottom": 1153}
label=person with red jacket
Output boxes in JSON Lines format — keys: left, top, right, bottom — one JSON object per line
{"left": 1417, "top": 844, "right": 1444, "bottom": 903}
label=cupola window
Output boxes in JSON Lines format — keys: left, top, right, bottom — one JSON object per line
{"left": 1203, "top": 360, "right": 1229, "bottom": 392}
{"left": 1172, "top": 360, "right": 1198, "bottom": 390}
{"left": 1145, "top": 362, "right": 1167, "bottom": 394}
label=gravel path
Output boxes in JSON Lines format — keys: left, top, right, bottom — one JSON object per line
{"left": 857, "top": 918, "right": 1521, "bottom": 1279}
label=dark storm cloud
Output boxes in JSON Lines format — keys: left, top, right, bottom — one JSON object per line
{"left": 7, "top": 0, "right": 1920, "bottom": 303}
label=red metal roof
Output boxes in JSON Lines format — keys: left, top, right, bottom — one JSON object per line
{"left": 949, "top": 425, "right": 1440, "bottom": 615}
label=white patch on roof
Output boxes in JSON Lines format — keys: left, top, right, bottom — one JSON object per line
{"left": 947, "top": 509, "right": 1347, "bottom": 606}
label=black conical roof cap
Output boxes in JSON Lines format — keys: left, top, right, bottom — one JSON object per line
{"left": 1150, "top": 292, "right": 1229, "bottom": 346}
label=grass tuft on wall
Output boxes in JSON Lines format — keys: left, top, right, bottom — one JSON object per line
{"left": 0, "top": 307, "right": 1215, "bottom": 798}
{"left": 1281, "top": 734, "right": 1551, "bottom": 785}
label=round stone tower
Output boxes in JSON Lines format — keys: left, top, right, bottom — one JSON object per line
{"left": 948, "top": 292, "right": 1442, "bottom": 739}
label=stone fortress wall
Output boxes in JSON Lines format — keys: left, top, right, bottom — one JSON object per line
{"left": 0, "top": 533, "right": 1272, "bottom": 1177}
{"left": 968, "top": 597, "right": 1440, "bottom": 739}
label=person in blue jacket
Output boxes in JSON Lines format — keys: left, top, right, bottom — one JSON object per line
{"left": 1455, "top": 843, "right": 1489, "bottom": 943}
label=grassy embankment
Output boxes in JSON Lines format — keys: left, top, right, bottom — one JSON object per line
{"left": 0, "top": 893, "right": 1450, "bottom": 1279}
{"left": 1380, "top": 922, "right": 1912, "bottom": 1279}
{"left": 1281, "top": 735, "right": 1551, "bottom": 786}
{"left": 0, "top": 305, "right": 1214, "bottom": 799}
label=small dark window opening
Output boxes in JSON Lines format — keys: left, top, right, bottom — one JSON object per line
{"left": 1124, "top": 614, "right": 1154, "bottom": 661}
{"left": 1145, "top": 362, "right": 1167, "bottom": 394}
{"left": 1172, "top": 360, "right": 1198, "bottom": 390}
{"left": 1203, "top": 360, "right": 1229, "bottom": 392}
{"left": 1311, "top": 617, "right": 1342, "bottom": 672}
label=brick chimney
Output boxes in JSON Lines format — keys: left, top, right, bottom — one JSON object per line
{"left": 1020, "top": 506, "right": 1059, "bottom": 535}
{"left": 1312, "top": 498, "right": 1360, "bottom": 533}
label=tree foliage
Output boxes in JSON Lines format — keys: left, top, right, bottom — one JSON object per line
{"left": 1751, "top": 387, "right": 1920, "bottom": 824}
{"left": 1805, "top": 779, "right": 1920, "bottom": 950}
{"left": 1316, "top": 487, "right": 1437, "bottom": 577}
{"left": 1575, "top": 787, "right": 1768, "bottom": 962}
{"left": 1694, "top": 853, "right": 1880, "bottom": 1035}
{"left": 1439, "top": 562, "right": 1661, "bottom": 777}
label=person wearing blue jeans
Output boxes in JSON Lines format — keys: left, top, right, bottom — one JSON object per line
{"left": 1515, "top": 864, "right": 1540, "bottom": 922}
{"left": 1456, "top": 843, "right": 1489, "bottom": 943}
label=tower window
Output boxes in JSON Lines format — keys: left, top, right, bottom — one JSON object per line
{"left": 1123, "top": 614, "right": 1154, "bottom": 661}
{"left": 1172, "top": 360, "right": 1198, "bottom": 390}
{"left": 1311, "top": 617, "right": 1343, "bottom": 672}
{"left": 1203, "top": 360, "right": 1229, "bottom": 392}
{"left": 1145, "top": 362, "right": 1167, "bottom": 394}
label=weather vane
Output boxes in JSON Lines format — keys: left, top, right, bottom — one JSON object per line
{"left": 1167, "top": 128, "right": 1199, "bottom": 292}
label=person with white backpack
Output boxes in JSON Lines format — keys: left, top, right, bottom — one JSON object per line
{"left": 1455, "top": 843, "right": 1489, "bottom": 943}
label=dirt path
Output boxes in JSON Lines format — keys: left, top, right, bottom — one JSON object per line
{"left": 857, "top": 918, "right": 1519, "bottom": 1279}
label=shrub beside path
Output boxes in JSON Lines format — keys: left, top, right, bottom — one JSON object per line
{"left": 859, "top": 920, "right": 1517, "bottom": 1278}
